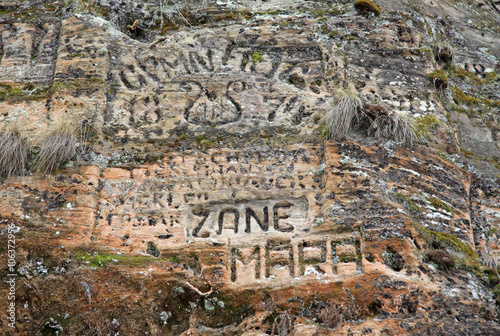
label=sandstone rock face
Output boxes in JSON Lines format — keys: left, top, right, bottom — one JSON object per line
{"left": 0, "top": 0, "right": 499, "bottom": 335}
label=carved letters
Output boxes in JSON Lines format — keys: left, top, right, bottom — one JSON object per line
{"left": 184, "top": 197, "right": 364, "bottom": 285}
{"left": 230, "top": 237, "right": 362, "bottom": 285}
{"left": 0, "top": 23, "right": 60, "bottom": 83}
{"left": 183, "top": 80, "right": 243, "bottom": 125}
{"left": 108, "top": 34, "right": 329, "bottom": 131}
{"left": 92, "top": 145, "right": 330, "bottom": 286}
{"left": 186, "top": 197, "right": 309, "bottom": 238}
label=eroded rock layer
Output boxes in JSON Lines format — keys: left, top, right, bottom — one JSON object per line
{"left": 0, "top": 0, "right": 499, "bottom": 335}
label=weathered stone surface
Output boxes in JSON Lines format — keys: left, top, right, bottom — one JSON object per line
{"left": 0, "top": 0, "right": 499, "bottom": 335}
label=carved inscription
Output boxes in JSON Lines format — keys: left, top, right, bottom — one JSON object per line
{"left": 230, "top": 237, "right": 362, "bottom": 285}
{"left": 186, "top": 197, "right": 309, "bottom": 239}
{"left": 91, "top": 146, "right": 323, "bottom": 274}
{"left": 106, "top": 32, "right": 332, "bottom": 135}
{"left": 181, "top": 80, "right": 244, "bottom": 125}
{"left": 0, "top": 23, "right": 60, "bottom": 83}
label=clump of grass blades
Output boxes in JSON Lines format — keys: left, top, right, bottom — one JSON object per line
{"left": 0, "top": 129, "right": 29, "bottom": 179}
{"left": 372, "top": 111, "right": 418, "bottom": 146}
{"left": 354, "top": 0, "right": 381, "bottom": 16}
{"left": 434, "top": 44, "right": 453, "bottom": 63}
{"left": 319, "top": 292, "right": 363, "bottom": 329}
{"left": 322, "top": 87, "right": 422, "bottom": 146}
{"left": 426, "top": 70, "right": 448, "bottom": 90}
{"left": 322, "top": 90, "right": 363, "bottom": 140}
{"left": 76, "top": 118, "right": 96, "bottom": 155}
{"left": 271, "top": 311, "right": 294, "bottom": 336}
{"left": 36, "top": 126, "right": 77, "bottom": 173}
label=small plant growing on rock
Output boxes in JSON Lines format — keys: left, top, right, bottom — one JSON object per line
{"left": 494, "top": 284, "right": 500, "bottom": 304}
{"left": 36, "top": 121, "right": 77, "bottom": 173}
{"left": 76, "top": 118, "right": 97, "bottom": 155}
{"left": 320, "top": 292, "right": 363, "bottom": 329}
{"left": 434, "top": 44, "right": 453, "bottom": 63}
{"left": 322, "top": 93, "right": 420, "bottom": 146}
{"left": 393, "top": 192, "right": 422, "bottom": 213}
{"left": 146, "top": 242, "right": 160, "bottom": 257}
{"left": 127, "top": 20, "right": 139, "bottom": 31}
{"left": 372, "top": 111, "right": 418, "bottom": 146}
{"left": 412, "top": 223, "right": 478, "bottom": 259}
{"left": 426, "top": 70, "right": 448, "bottom": 90}
{"left": 451, "top": 87, "right": 480, "bottom": 106}
{"left": 252, "top": 51, "right": 262, "bottom": 64}
{"left": 482, "top": 254, "right": 500, "bottom": 283}
{"left": 413, "top": 114, "right": 441, "bottom": 139}
{"left": 271, "top": 311, "right": 294, "bottom": 336}
{"left": 363, "top": 104, "right": 419, "bottom": 145}
{"left": 0, "top": 124, "right": 30, "bottom": 179}
{"left": 322, "top": 85, "right": 363, "bottom": 140}
{"left": 428, "top": 196, "right": 453, "bottom": 214}
{"left": 425, "top": 249, "right": 455, "bottom": 271}
{"left": 354, "top": 0, "right": 381, "bottom": 16}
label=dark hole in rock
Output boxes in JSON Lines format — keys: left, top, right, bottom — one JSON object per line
{"left": 146, "top": 242, "right": 160, "bottom": 257}
{"left": 382, "top": 247, "right": 405, "bottom": 271}
{"left": 368, "top": 299, "right": 382, "bottom": 316}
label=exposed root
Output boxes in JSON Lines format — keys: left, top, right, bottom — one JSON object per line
{"left": 184, "top": 281, "right": 213, "bottom": 296}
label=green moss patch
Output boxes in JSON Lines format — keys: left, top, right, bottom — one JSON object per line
{"left": 311, "top": 5, "right": 346, "bottom": 18}
{"left": 451, "top": 87, "right": 500, "bottom": 110}
{"left": 426, "top": 70, "right": 448, "bottom": 90}
{"left": 0, "top": 83, "right": 50, "bottom": 103}
{"left": 412, "top": 223, "right": 478, "bottom": 259}
{"left": 66, "top": 52, "right": 83, "bottom": 58}
{"left": 427, "top": 196, "right": 453, "bottom": 214}
{"left": 451, "top": 87, "right": 481, "bottom": 106}
{"left": 251, "top": 51, "right": 262, "bottom": 64}
{"left": 254, "top": 9, "right": 282, "bottom": 16}
{"left": 354, "top": 0, "right": 381, "bottom": 16}
{"left": 0, "top": 78, "right": 107, "bottom": 103}
{"left": 75, "top": 251, "right": 154, "bottom": 268}
{"left": 447, "top": 63, "right": 483, "bottom": 85}
{"left": 393, "top": 192, "right": 422, "bottom": 213}
{"left": 414, "top": 114, "right": 441, "bottom": 139}
{"left": 161, "top": 251, "right": 201, "bottom": 274}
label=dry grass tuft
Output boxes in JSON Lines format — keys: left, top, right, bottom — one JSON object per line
{"left": 434, "top": 44, "right": 453, "bottom": 63}
{"left": 372, "top": 111, "right": 418, "bottom": 146}
{"left": 320, "top": 294, "right": 363, "bottom": 329}
{"left": 0, "top": 126, "right": 29, "bottom": 179}
{"left": 36, "top": 122, "right": 77, "bottom": 173}
{"left": 322, "top": 89, "right": 421, "bottom": 146}
{"left": 425, "top": 249, "right": 455, "bottom": 271}
{"left": 76, "top": 118, "right": 96, "bottom": 155}
{"left": 271, "top": 311, "right": 294, "bottom": 336}
{"left": 322, "top": 86, "right": 363, "bottom": 140}
{"left": 426, "top": 70, "right": 448, "bottom": 90}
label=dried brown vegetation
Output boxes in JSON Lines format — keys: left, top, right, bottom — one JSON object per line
{"left": 425, "top": 249, "right": 456, "bottom": 271}
{"left": 323, "top": 92, "right": 418, "bottom": 146}
{"left": 354, "top": 0, "right": 381, "bottom": 16}
{"left": 271, "top": 311, "right": 294, "bottom": 336}
{"left": 372, "top": 111, "right": 418, "bottom": 146}
{"left": 319, "top": 296, "right": 363, "bottom": 329}
{"left": 322, "top": 87, "right": 363, "bottom": 140}
{"left": 0, "top": 129, "right": 29, "bottom": 179}
{"left": 36, "top": 123, "right": 77, "bottom": 173}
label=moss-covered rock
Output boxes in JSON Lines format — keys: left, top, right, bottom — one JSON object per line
{"left": 354, "top": 0, "right": 381, "bottom": 16}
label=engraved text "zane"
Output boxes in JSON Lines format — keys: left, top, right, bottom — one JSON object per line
{"left": 190, "top": 202, "right": 295, "bottom": 237}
